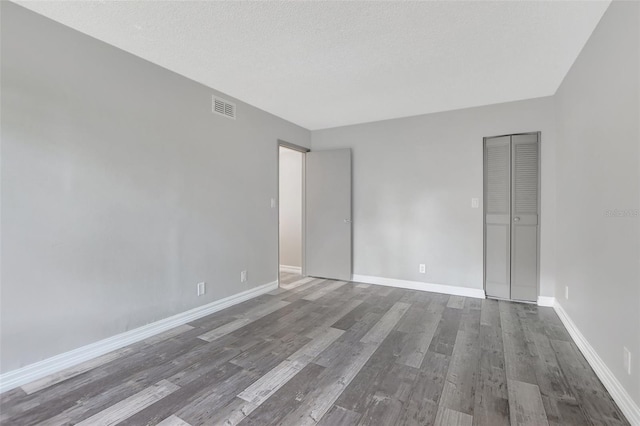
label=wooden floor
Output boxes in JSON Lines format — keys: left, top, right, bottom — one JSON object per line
{"left": 279, "top": 270, "right": 304, "bottom": 286}
{"left": 0, "top": 276, "right": 628, "bottom": 426}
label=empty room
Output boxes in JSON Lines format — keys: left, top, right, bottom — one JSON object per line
{"left": 1, "top": 0, "right": 638, "bottom": 425}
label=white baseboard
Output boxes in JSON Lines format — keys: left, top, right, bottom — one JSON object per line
{"left": 537, "top": 296, "right": 556, "bottom": 307}
{"left": 279, "top": 265, "right": 302, "bottom": 274}
{"left": 554, "top": 301, "right": 640, "bottom": 425}
{"left": 351, "top": 274, "right": 485, "bottom": 299}
{"left": 0, "top": 280, "right": 278, "bottom": 394}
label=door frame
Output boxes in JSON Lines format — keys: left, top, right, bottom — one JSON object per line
{"left": 277, "top": 140, "right": 310, "bottom": 284}
{"left": 482, "top": 131, "right": 541, "bottom": 302}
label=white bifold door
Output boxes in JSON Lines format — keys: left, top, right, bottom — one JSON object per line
{"left": 305, "top": 149, "right": 352, "bottom": 281}
{"left": 484, "top": 133, "right": 540, "bottom": 302}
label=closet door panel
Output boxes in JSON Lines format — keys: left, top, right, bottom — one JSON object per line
{"left": 484, "top": 136, "right": 511, "bottom": 299}
{"left": 510, "top": 134, "right": 539, "bottom": 302}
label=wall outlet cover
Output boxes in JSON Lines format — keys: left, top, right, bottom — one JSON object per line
{"left": 419, "top": 264, "right": 426, "bottom": 274}
{"left": 197, "top": 282, "right": 206, "bottom": 296}
{"left": 241, "top": 270, "right": 248, "bottom": 283}
{"left": 624, "top": 347, "right": 631, "bottom": 375}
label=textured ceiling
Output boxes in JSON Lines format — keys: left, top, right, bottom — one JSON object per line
{"left": 15, "top": 1, "right": 610, "bottom": 130}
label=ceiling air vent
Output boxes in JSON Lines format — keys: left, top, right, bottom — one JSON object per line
{"left": 212, "top": 96, "right": 236, "bottom": 119}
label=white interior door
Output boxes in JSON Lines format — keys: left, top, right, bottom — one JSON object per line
{"left": 305, "top": 149, "right": 352, "bottom": 281}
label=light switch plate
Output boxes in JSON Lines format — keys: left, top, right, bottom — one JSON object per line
{"left": 471, "top": 198, "right": 479, "bottom": 208}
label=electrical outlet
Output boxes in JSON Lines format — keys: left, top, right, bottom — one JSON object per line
{"left": 241, "top": 270, "right": 248, "bottom": 283}
{"left": 624, "top": 347, "right": 632, "bottom": 375}
{"left": 197, "top": 282, "right": 206, "bottom": 296}
{"left": 565, "top": 286, "right": 569, "bottom": 300}
{"left": 419, "top": 264, "right": 426, "bottom": 274}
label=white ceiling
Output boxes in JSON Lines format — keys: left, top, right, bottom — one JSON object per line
{"left": 15, "top": 1, "right": 610, "bottom": 130}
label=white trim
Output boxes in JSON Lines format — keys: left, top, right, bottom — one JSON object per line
{"left": 279, "top": 265, "right": 302, "bottom": 274}
{"left": 554, "top": 301, "right": 640, "bottom": 426}
{"left": 0, "top": 280, "right": 278, "bottom": 394}
{"left": 351, "top": 274, "right": 485, "bottom": 299}
{"left": 537, "top": 296, "right": 555, "bottom": 307}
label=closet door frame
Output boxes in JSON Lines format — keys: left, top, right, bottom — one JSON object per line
{"left": 482, "top": 131, "right": 541, "bottom": 302}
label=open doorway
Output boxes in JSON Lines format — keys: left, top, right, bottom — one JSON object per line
{"left": 278, "top": 143, "right": 307, "bottom": 286}
{"left": 277, "top": 141, "right": 352, "bottom": 286}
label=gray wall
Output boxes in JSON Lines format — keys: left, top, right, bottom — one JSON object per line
{"left": 0, "top": 2, "right": 310, "bottom": 373}
{"left": 278, "top": 147, "right": 303, "bottom": 268}
{"left": 555, "top": 0, "right": 640, "bottom": 405}
{"left": 312, "top": 98, "right": 557, "bottom": 296}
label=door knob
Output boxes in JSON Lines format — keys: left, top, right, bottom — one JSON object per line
{"left": 513, "top": 217, "right": 520, "bottom": 222}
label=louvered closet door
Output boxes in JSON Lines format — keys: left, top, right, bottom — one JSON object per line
{"left": 484, "top": 136, "right": 512, "bottom": 299}
{"left": 510, "top": 134, "right": 539, "bottom": 301}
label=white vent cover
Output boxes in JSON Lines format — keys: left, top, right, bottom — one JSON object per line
{"left": 212, "top": 96, "right": 236, "bottom": 119}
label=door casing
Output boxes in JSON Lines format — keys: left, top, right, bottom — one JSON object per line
{"left": 277, "top": 140, "right": 309, "bottom": 281}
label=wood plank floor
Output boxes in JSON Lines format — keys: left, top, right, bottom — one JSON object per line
{"left": 279, "top": 270, "right": 303, "bottom": 285}
{"left": 0, "top": 278, "right": 629, "bottom": 426}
